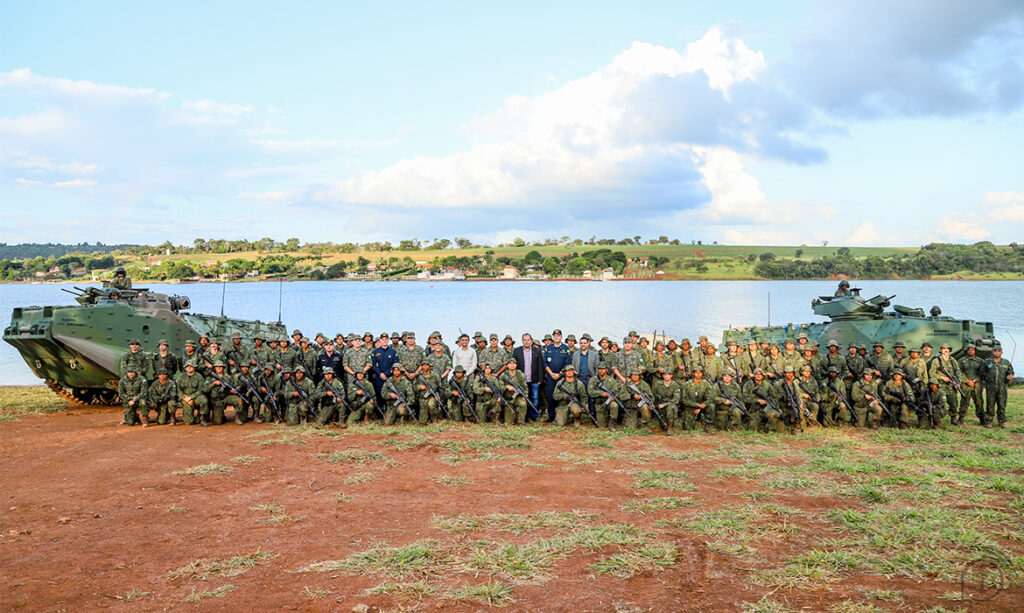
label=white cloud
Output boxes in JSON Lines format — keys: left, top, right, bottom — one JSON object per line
{"left": 0, "top": 68, "right": 166, "bottom": 101}
{"left": 52, "top": 179, "right": 98, "bottom": 188}
{"left": 935, "top": 213, "right": 991, "bottom": 241}
{"left": 844, "top": 221, "right": 882, "bottom": 244}
{"left": 721, "top": 228, "right": 805, "bottom": 245}
{"left": 0, "top": 109, "right": 69, "bottom": 135}
{"left": 980, "top": 189, "right": 1024, "bottom": 222}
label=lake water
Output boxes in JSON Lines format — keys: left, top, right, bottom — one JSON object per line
{"left": 2, "top": 280, "right": 1021, "bottom": 385}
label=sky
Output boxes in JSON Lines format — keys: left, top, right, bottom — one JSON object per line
{"left": 1, "top": 1, "right": 1023, "bottom": 247}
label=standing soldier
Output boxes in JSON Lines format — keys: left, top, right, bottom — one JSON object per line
{"left": 479, "top": 334, "right": 510, "bottom": 375}
{"left": 120, "top": 338, "right": 152, "bottom": 379}
{"left": 552, "top": 364, "right": 588, "bottom": 427}
{"left": 775, "top": 366, "right": 806, "bottom": 432}
{"left": 226, "top": 332, "right": 252, "bottom": 374}
{"left": 740, "top": 340, "right": 763, "bottom": 381}
{"left": 647, "top": 340, "right": 676, "bottom": 381}
{"left": 276, "top": 337, "right": 295, "bottom": 374}
{"left": 152, "top": 339, "right": 179, "bottom": 378}
{"left": 424, "top": 339, "right": 453, "bottom": 381}
{"left": 146, "top": 368, "right": 178, "bottom": 426}
{"left": 397, "top": 332, "right": 424, "bottom": 380}
{"left": 652, "top": 369, "right": 681, "bottom": 434}
{"left": 383, "top": 365, "right": 416, "bottom": 425}
{"left": 294, "top": 337, "right": 317, "bottom": 382}
{"left": 958, "top": 343, "right": 986, "bottom": 425}
{"left": 983, "top": 344, "right": 1014, "bottom": 428}
{"left": 613, "top": 337, "right": 645, "bottom": 385}
{"left": 682, "top": 365, "right": 716, "bottom": 432}
{"left": 881, "top": 369, "right": 917, "bottom": 428}
{"left": 118, "top": 365, "right": 148, "bottom": 426}
{"left": 781, "top": 338, "right": 802, "bottom": 372}
{"left": 313, "top": 367, "right": 348, "bottom": 427}
{"left": 285, "top": 366, "right": 315, "bottom": 425}
{"left": 744, "top": 368, "right": 782, "bottom": 433}
{"left": 821, "top": 341, "right": 847, "bottom": 383}
{"left": 713, "top": 370, "right": 744, "bottom": 431}
{"left": 819, "top": 366, "right": 849, "bottom": 426}
{"left": 675, "top": 338, "right": 695, "bottom": 382}
{"left": 867, "top": 341, "right": 894, "bottom": 380}
{"left": 252, "top": 335, "right": 274, "bottom": 370}
{"left": 891, "top": 342, "right": 907, "bottom": 368}
{"left": 722, "top": 341, "right": 743, "bottom": 380}
{"left": 852, "top": 370, "right": 883, "bottom": 429}
{"left": 543, "top": 329, "right": 571, "bottom": 422}
{"left": 372, "top": 334, "right": 398, "bottom": 403}
{"left": 176, "top": 360, "right": 209, "bottom": 426}
{"left": 765, "top": 344, "right": 784, "bottom": 380}
{"left": 701, "top": 343, "right": 725, "bottom": 383}
{"left": 903, "top": 346, "right": 929, "bottom": 387}
{"left": 343, "top": 334, "right": 373, "bottom": 388}
{"left": 181, "top": 340, "right": 201, "bottom": 370}
{"left": 845, "top": 344, "right": 864, "bottom": 397}
{"left": 315, "top": 338, "right": 343, "bottom": 381}
{"left": 929, "top": 343, "right": 963, "bottom": 425}
{"left": 589, "top": 363, "right": 624, "bottom": 430}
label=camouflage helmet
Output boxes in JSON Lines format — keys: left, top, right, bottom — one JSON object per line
{"left": 322, "top": 367, "right": 335, "bottom": 375}
{"left": 212, "top": 360, "right": 225, "bottom": 368}
{"left": 124, "top": 365, "right": 137, "bottom": 374}
{"left": 563, "top": 363, "right": 575, "bottom": 371}
{"left": 155, "top": 367, "right": 168, "bottom": 375}
{"left": 114, "top": 266, "right": 126, "bottom": 274}
{"left": 185, "top": 359, "right": 198, "bottom": 368}
{"left": 293, "top": 365, "right": 306, "bottom": 374}
{"left": 453, "top": 365, "right": 465, "bottom": 373}
{"left": 157, "top": 338, "right": 169, "bottom": 346}
{"left": 128, "top": 338, "right": 141, "bottom": 345}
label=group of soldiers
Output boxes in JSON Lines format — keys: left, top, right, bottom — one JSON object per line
{"left": 115, "top": 324, "right": 1014, "bottom": 433}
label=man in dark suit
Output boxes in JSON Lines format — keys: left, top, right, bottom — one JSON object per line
{"left": 514, "top": 333, "right": 544, "bottom": 421}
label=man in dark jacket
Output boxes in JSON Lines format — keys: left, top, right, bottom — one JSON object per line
{"left": 514, "top": 333, "right": 544, "bottom": 421}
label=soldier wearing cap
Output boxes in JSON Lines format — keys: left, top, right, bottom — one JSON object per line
{"left": 647, "top": 338, "right": 676, "bottom": 382}
{"left": 147, "top": 367, "right": 179, "bottom": 426}
{"left": 208, "top": 360, "right": 244, "bottom": 425}
{"left": 821, "top": 340, "right": 847, "bottom": 383}
{"left": 120, "top": 338, "right": 153, "bottom": 379}
{"left": 775, "top": 365, "right": 807, "bottom": 431}
{"left": 680, "top": 365, "right": 715, "bottom": 432}
{"left": 479, "top": 333, "right": 510, "bottom": 375}
{"left": 796, "top": 364, "right": 822, "bottom": 425}
{"left": 291, "top": 329, "right": 303, "bottom": 346}
{"left": 928, "top": 343, "right": 963, "bottom": 425}
{"left": 845, "top": 343, "right": 864, "bottom": 396}
{"left": 342, "top": 334, "right": 373, "bottom": 389}
{"left": 397, "top": 332, "right": 424, "bottom": 380}
{"left": 722, "top": 340, "right": 743, "bottom": 382}
{"left": 796, "top": 332, "right": 810, "bottom": 353}
{"left": 542, "top": 329, "right": 570, "bottom": 422}
{"left": 151, "top": 338, "right": 179, "bottom": 378}
{"left": 743, "top": 368, "right": 781, "bottom": 433}
{"left": 819, "top": 366, "right": 848, "bottom": 426}
{"left": 382, "top": 365, "right": 415, "bottom": 425}
{"left": 315, "top": 338, "right": 343, "bottom": 383}
{"left": 474, "top": 332, "right": 488, "bottom": 359}
{"left": 202, "top": 338, "right": 226, "bottom": 375}
{"left": 921, "top": 379, "right": 948, "bottom": 428}
{"left": 275, "top": 336, "right": 295, "bottom": 374}
{"left": 175, "top": 360, "right": 210, "bottom": 426}
{"left": 738, "top": 340, "right": 764, "bottom": 381}
{"left": 613, "top": 336, "right": 645, "bottom": 386}
{"left": 834, "top": 279, "right": 851, "bottom": 298}
{"left": 701, "top": 343, "right": 725, "bottom": 384}
{"left": 502, "top": 334, "right": 516, "bottom": 356}
{"left": 983, "top": 343, "right": 1013, "bottom": 428}
{"left": 118, "top": 364, "right": 148, "bottom": 426}
{"left": 552, "top": 363, "right": 588, "bottom": 427}
{"left": 622, "top": 368, "right": 654, "bottom": 432}
{"left": 586, "top": 362, "right": 622, "bottom": 430}
{"left": 881, "top": 368, "right": 916, "bottom": 428}
{"left": 181, "top": 339, "right": 200, "bottom": 369}
{"left": 252, "top": 334, "right": 274, "bottom": 371}
{"left": 781, "top": 337, "right": 801, "bottom": 373}
{"left": 852, "top": 369, "right": 883, "bottom": 428}
{"left": 565, "top": 334, "right": 577, "bottom": 354}
{"left": 413, "top": 362, "right": 444, "bottom": 424}
{"left": 498, "top": 358, "right": 529, "bottom": 425}
{"left": 347, "top": 369, "right": 377, "bottom": 425}
{"left": 313, "top": 367, "right": 348, "bottom": 427}
{"left": 866, "top": 341, "right": 893, "bottom": 381}
{"left": 424, "top": 331, "right": 451, "bottom": 360}
{"left": 674, "top": 338, "right": 695, "bottom": 382}
{"left": 652, "top": 368, "right": 681, "bottom": 434}
{"left": 958, "top": 343, "right": 986, "bottom": 424}
{"left": 293, "top": 336, "right": 318, "bottom": 383}
{"left": 424, "top": 338, "right": 453, "bottom": 380}
{"left": 713, "top": 369, "right": 744, "bottom": 431}
{"left": 197, "top": 334, "right": 211, "bottom": 355}
{"left": 472, "top": 363, "right": 504, "bottom": 424}
{"left": 285, "top": 365, "right": 315, "bottom": 426}
{"left": 255, "top": 361, "right": 283, "bottom": 423}
{"left": 372, "top": 334, "right": 399, "bottom": 404}
{"left": 447, "top": 365, "right": 475, "bottom": 422}
{"left": 227, "top": 332, "right": 252, "bottom": 374}
{"left": 902, "top": 346, "right": 929, "bottom": 388}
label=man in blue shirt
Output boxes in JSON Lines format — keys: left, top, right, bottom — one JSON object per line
{"left": 315, "top": 339, "right": 343, "bottom": 383}
{"left": 543, "top": 329, "right": 571, "bottom": 422}
{"left": 372, "top": 335, "right": 398, "bottom": 408}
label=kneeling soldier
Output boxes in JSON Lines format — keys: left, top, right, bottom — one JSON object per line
{"left": 314, "top": 367, "right": 348, "bottom": 427}
{"left": 683, "top": 366, "right": 716, "bottom": 432}
{"left": 285, "top": 366, "right": 316, "bottom": 425}
{"left": 208, "top": 361, "right": 244, "bottom": 425}
{"left": 256, "top": 364, "right": 283, "bottom": 423}
{"left": 852, "top": 370, "right": 883, "bottom": 428}
{"left": 652, "top": 369, "right": 681, "bottom": 434}
{"left": 448, "top": 365, "right": 476, "bottom": 422}
{"left": 414, "top": 362, "right": 445, "bottom": 424}
{"left": 118, "top": 365, "right": 148, "bottom": 426}
{"left": 474, "top": 364, "right": 504, "bottom": 424}
{"left": 552, "top": 363, "right": 588, "bottom": 427}
{"left": 500, "top": 358, "right": 529, "bottom": 425}
{"left": 744, "top": 368, "right": 782, "bottom": 433}
{"left": 347, "top": 370, "right": 377, "bottom": 425}
{"left": 383, "top": 364, "right": 415, "bottom": 425}
{"left": 882, "top": 369, "right": 916, "bottom": 428}
{"left": 176, "top": 360, "right": 209, "bottom": 426}
{"left": 623, "top": 369, "right": 653, "bottom": 431}
{"left": 147, "top": 368, "right": 178, "bottom": 425}
{"left": 714, "top": 369, "right": 744, "bottom": 431}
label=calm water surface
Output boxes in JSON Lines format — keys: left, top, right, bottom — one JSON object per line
{"left": 2, "top": 280, "right": 1021, "bottom": 385}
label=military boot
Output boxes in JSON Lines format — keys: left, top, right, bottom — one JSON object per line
{"left": 666, "top": 420, "right": 675, "bottom": 436}
{"left": 140, "top": 411, "right": 149, "bottom": 427}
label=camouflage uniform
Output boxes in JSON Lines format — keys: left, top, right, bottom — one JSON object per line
{"left": 208, "top": 366, "right": 243, "bottom": 425}
{"left": 589, "top": 372, "right": 624, "bottom": 429}
{"left": 152, "top": 349, "right": 180, "bottom": 378}
{"left": 852, "top": 374, "right": 883, "bottom": 428}
{"left": 175, "top": 367, "right": 210, "bottom": 425}
{"left": 119, "top": 343, "right": 153, "bottom": 379}
{"left": 651, "top": 376, "right": 682, "bottom": 431}
{"left": 146, "top": 374, "right": 178, "bottom": 425}
{"left": 448, "top": 371, "right": 477, "bottom": 422}
{"left": 414, "top": 370, "right": 445, "bottom": 423}
{"left": 498, "top": 369, "right": 529, "bottom": 425}
{"left": 622, "top": 375, "right": 653, "bottom": 430}
{"left": 255, "top": 368, "right": 283, "bottom": 422}
{"left": 881, "top": 375, "right": 917, "bottom": 428}
{"left": 383, "top": 374, "right": 416, "bottom": 425}
{"left": 681, "top": 372, "right": 717, "bottom": 431}
{"left": 743, "top": 377, "right": 782, "bottom": 433}
{"left": 396, "top": 342, "right": 424, "bottom": 378}
{"left": 552, "top": 371, "right": 589, "bottom": 427}
{"left": 473, "top": 373, "right": 504, "bottom": 423}
{"left": 983, "top": 355, "right": 1014, "bottom": 427}
{"left": 929, "top": 354, "right": 963, "bottom": 424}
{"left": 613, "top": 349, "right": 645, "bottom": 382}
{"left": 313, "top": 372, "right": 349, "bottom": 426}
{"left": 284, "top": 372, "right": 315, "bottom": 425}
{"left": 118, "top": 370, "right": 148, "bottom": 426}
{"left": 958, "top": 351, "right": 986, "bottom": 423}
{"left": 795, "top": 369, "right": 821, "bottom": 424}
{"left": 713, "top": 377, "right": 745, "bottom": 431}
{"left": 424, "top": 351, "right": 453, "bottom": 379}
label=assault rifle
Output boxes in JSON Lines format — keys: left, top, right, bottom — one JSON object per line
{"left": 500, "top": 372, "right": 538, "bottom": 416}
{"left": 322, "top": 380, "right": 353, "bottom": 416}
{"left": 386, "top": 379, "right": 417, "bottom": 421}
{"left": 626, "top": 380, "right": 668, "bottom": 430}
{"left": 936, "top": 361, "right": 968, "bottom": 400}
{"left": 555, "top": 378, "right": 599, "bottom": 426}
{"left": 888, "top": 384, "right": 925, "bottom": 421}
{"left": 288, "top": 377, "right": 318, "bottom": 421}
{"left": 778, "top": 380, "right": 806, "bottom": 432}
{"left": 253, "top": 356, "right": 283, "bottom": 422}
{"left": 479, "top": 374, "right": 514, "bottom": 414}
{"left": 917, "top": 379, "right": 938, "bottom": 428}
{"left": 352, "top": 377, "right": 385, "bottom": 419}
{"left": 826, "top": 378, "right": 856, "bottom": 425}
{"left": 416, "top": 373, "right": 450, "bottom": 419}
{"left": 796, "top": 379, "right": 822, "bottom": 425}
{"left": 449, "top": 376, "right": 479, "bottom": 422}
{"left": 858, "top": 383, "right": 894, "bottom": 426}
{"left": 716, "top": 382, "right": 751, "bottom": 419}
{"left": 594, "top": 378, "right": 631, "bottom": 420}
{"left": 208, "top": 370, "right": 248, "bottom": 406}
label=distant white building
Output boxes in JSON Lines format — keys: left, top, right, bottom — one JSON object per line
{"left": 601, "top": 268, "right": 616, "bottom": 281}
{"left": 582, "top": 269, "right": 592, "bottom": 279}
{"left": 503, "top": 265, "right": 518, "bottom": 279}
{"left": 417, "top": 269, "right": 432, "bottom": 279}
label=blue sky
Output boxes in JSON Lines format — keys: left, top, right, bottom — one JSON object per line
{"left": 1, "top": 1, "right": 1022, "bottom": 246}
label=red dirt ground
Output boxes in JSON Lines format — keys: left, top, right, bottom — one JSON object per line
{"left": 2, "top": 407, "right": 1021, "bottom": 612}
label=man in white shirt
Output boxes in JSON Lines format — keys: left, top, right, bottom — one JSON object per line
{"left": 451, "top": 333, "right": 478, "bottom": 378}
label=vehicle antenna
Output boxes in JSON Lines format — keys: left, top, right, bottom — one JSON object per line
{"left": 220, "top": 281, "right": 226, "bottom": 318}
{"left": 767, "top": 292, "right": 771, "bottom": 327}
{"left": 277, "top": 279, "right": 284, "bottom": 324}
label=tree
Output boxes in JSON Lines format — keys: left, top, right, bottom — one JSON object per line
{"left": 566, "top": 256, "right": 589, "bottom": 275}
{"left": 284, "top": 238, "right": 300, "bottom": 252}
{"left": 542, "top": 257, "right": 561, "bottom": 276}
{"left": 795, "top": 249, "right": 803, "bottom": 258}
{"left": 455, "top": 237, "right": 471, "bottom": 249}
{"left": 524, "top": 250, "right": 543, "bottom": 265}
{"left": 513, "top": 237, "right": 526, "bottom": 247}
{"left": 759, "top": 252, "right": 776, "bottom": 262}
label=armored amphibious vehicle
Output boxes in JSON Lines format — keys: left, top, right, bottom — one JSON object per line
{"left": 721, "top": 286, "right": 999, "bottom": 359}
{"left": 3, "top": 285, "right": 286, "bottom": 405}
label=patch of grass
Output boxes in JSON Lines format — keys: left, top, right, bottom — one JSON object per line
{"left": 717, "top": 444, "right": 783, "bottom": 460}
{"left": 441, "top": 452, "right": 509, "bottom": 465}
{"left": 229, "top": 455, "right": 262, "bottom": 464}
{"left": 558, "top": 452, "right": 598, "bottom": 466}
{"left": 432, "top": 510, "right": 595, "bottom": 535}
{"left": 711, "top": 463, "right": 771, "bottom": 481}
{"left": 165, "top": 505, "right": 188, "bottom": 513}
{"left": 741, "top": 596, "right": 794, "bottom": 613}
{"left": 299, "top": 539, "right": 454, "bottom": 577}
{"left": 376, "top": 434, "right": 432, "bottom": 450}
{"left": 171, "top": 463, "right": 233, "bottom": 476}
{"left": 862, "top": 588, "right": 903, "bottom": 602}
{"left": 469, "top": 541, "right": 554, "bottom": 578}
{"left": 302, "top": 586, "right": 331, "bottom": 600}
{"left": 740, "top": 490, "right": 774, "bottom": 502}
{"left": 250, "top": 503, "right": 285, "bottom": 515}
{"left": 169, "top": 550, "right": 275, "bottom": 581}
{"left": 432, "top": 474, "right": 469, "bottom": 487}
{"left": 334, "top": 492, "right": 353, "bottom": 504}
{"left": 516, "top": 460, "right": 550, "bottom": 469}
{"left": 367, "top": 580, "right": 439, "bottom": 600}
{"left": 631, "top": 469, "right": 695, "bottom": 491}
{"left": 253, "top": 433, "right": 309, "bottom": 446}
{"left": 182, "top": 584, "right": 235, "bottom": 602}
{"left": 829, "top": 600, "right": 885, "bottom": 613}
{"left": 344, "top": 472, "right": 381, "bottom": 484}
{"left": 590, "top": 543, "right": 678, "bottom": 577}
{"left": 116, "top": 589, "right": 150, "bottom": 601}
{"left": 754, "top": 548, "right": 866, "bottom": 589}
{"left": 763, "top": 476, "right": 816, "bottom": 490}
{"left": 621, "top": 497, "right": 697, "bottom": 514}
{"left": 0, "top": 386, "right": 68, "bottom": 421}
{"left": 328, "top": 449, "right": 396, "bottom": 465}
{"left": 449, "top": 581, "right": 514, "bottom": 606}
